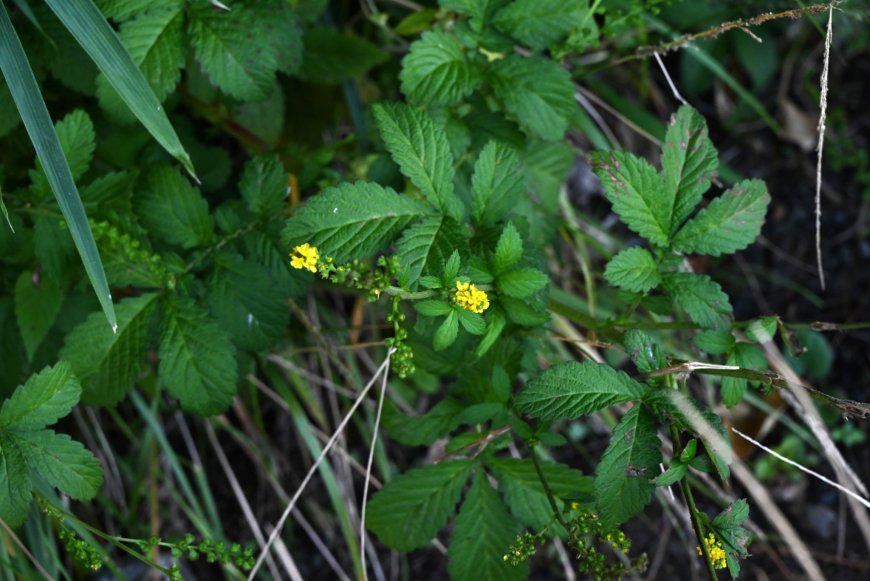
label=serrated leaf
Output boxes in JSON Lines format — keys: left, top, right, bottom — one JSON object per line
{"left": 96, "top": 5, "right": 184, "bottom": 123}
{"left": 158, "top": 296, "right": 237, "bottom": 415}
{"left": 136, "top": 166, "right": 214, "bottom": 249}
{"left": 671, "top": 180, "right": 770, "bottom": 256}
{"left": 457, "top": 308, "right": 485, "bottom": 335}
{"left": 239, "top": 155, "right": 288, "bottom": 217}
{"left": 16, "top": 431, "right": 102, "bottom": 500}
{"left": 283, "top": 181, "right": 431, "bottom": 262}
{"left": 394, "top": 216, "right": 465, "bottom": 283}
{"left": 515, "top": 361, "right": 647, "bottom": 421}
{"left": 663, "top": 272, "right": 732, "bottom": 329}
{"left": 652, "top": 462, "right": 687, "bottom": 487}
{"left": 591, "top": 151, "right": 670, "bottom": 246}
{"left": 489, "top": 55, "right": 574, "bottom": 141}
{"left": 373, "top": 103, "right": 462, "bottom": 220}
{"left": 493, "top": 222, "right": 523, "bottom": 274}
{"left": 694, "top": 329, "right": 735, "bottom": 355}
{"left": 61, "top": 294, "right": 158, "bottom": 406}
{"left": 443, "top": 250, "right": 461, "bottom": 281}
{"left": 441, "top": 0, "right": 509, "bottom": 21}
{"left": 471, "top": 141, "right": 524, "bottom": 226}
{"left": 623, "top": 329, "right": 667, "bottom": 374}
{"left": 594, "top": 405, "right": 662, "bottom": 527}
{"left": 299, "top": 26, "right": 387, "bottom": 83}
{"left": 492, "top": 0, "right": 588, "bottom": 51}
{"left": 449, "top": 471, "right": 527, "bottom": 581}
{"left": 382, "top": 398, "right": 464, "bottom": 446}
{"left": 500, "top": 296, "right": 549, "bottom": 327}
{"left": 97, "top": 0, "right": 181, "bottom": 21}
{"left": 366, "top": 460, "right": 473, "bottom": 551}
{"left": 207, "top": 253, "right": 289, "bottom": 351}
{"left": 14, "top": 270, "right": 64, "bottom": 361}
{"left": 188, "top": 3, "right": 278, "bottom": 100}
{"left": 604, "top": 247, "right": 661, "bottom": 292}
{"left": 434, "top": 310, "right": 460, "bottom": 351}
{"left": 475, "top": 306, "right": 506, "bottom": 357}
{"left": 498, "top": 268, "right": 548, "bottom": 298}
{"left": 415, "top": 300, "right": 452, "bottom": 317}
{"left": 661, "top": 105, "right": 718, "bottom": 228}
{"left": 0, "top": 433, "right": 32, "bottom": 527}
{"left": 0, "top": 362, "right": 80, "bottom": 431}
{"left": 400, "top": 30, "right": 481, "bottom": 105}
{"left": 29, "top": 110, "right": 95, "bottom": 194}
{"left": 489, "top": 457, "right": 592, "bottom": 531}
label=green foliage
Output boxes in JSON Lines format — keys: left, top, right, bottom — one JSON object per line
{"left": 0, "top": 363, "right": 101, "bottom": 527}
{"left": 401, "top": 30, "right": 482, "bottom": 105}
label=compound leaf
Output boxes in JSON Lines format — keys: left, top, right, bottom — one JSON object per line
{"left": 663, "top": 272, "right": 732, "bottom": 329}
{"left": 604, "top": 247, "right": 661, "bottom": 292}
{"left": 0, "top": 362, "right": 80, "bottom": 431}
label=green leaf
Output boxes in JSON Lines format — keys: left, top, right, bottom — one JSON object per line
{"left": 694, "top": 329, "right": 735, "bottom": 355}
{"left": 663, "top": 272, "right": 732, "bottom": 329}
{"left": 415, "top": 300, "right": 453, "bottom": 317}
{"left": 671, "top": 180, "right": 770, "bottom": 256}
{"left": 489, "top": 55, "right": 575, "bottom": 141}
{"left": 448, "top": 471, "right": 527, "bottom": 581}
{"left": 500, "top": 296, "right": 549, "bottom": 327}
{"left": 434, "top": 310, "right": 460, "bottom": 351}
{"left": 475, "top": 306, "right": 506, "bottom": 357}
{"left": 299, "top": 26, "right": 387, "bottom": 84}
{"left": 604, "top": 247, "right": 661, "bottom": 292}
{"left": 400, "top": 30, "right": 481, "bottom": 106}
{"left": 443, "top": 250, "right": 461, "bottom": 281}
{"left": 591, "top": 151, "right": 670, "bottom": 246}
{"left": 61, "top": 294, "right": 158, "bottom": 406}
{"left": 492, "top": 222, "right": 523, "bottom": 274}
{"left": 45, "top": 0, "right": 194, "bottom": 174}
{"left": 0, "top": 363, "right": 80, "bottom": 431}
{"left": 239, "top": 155, "right": 288, "bottom": 217}
{"left": 594, "top": 405, "right": 662, "bottom": 527}
{"left": 721, "top": 343, "right": 767, "bottom": 407}
{"left": 498, "top": 268, "right": 548, "bottom": 298}
{"left": 366, "top": 460, "right": 473, "bottom": 551}
{"left": 471, "top": 141, "right": 524, "bottom": 226}
{"left": 14, "top": 270, "right": 64, "bottom": 362}
{"left": 745, "top": 316, "right": 778, "bottom": 344}
{"left": 96, "top": 4, "right": 185, "bottom": 123}
{"left": 382, "top": 398, "right": 464, "bottom": 446}
{"left": 661, "top": 105, "right": 718, "bottom": 228}
{"left": 0, "top": 434, "right": 32, "bottom": 527}
{"left": 283, "top": 181, "right": 431, "bottom": 262}
{"left": 16, "top": 431, "right": 102, "bottom": 500}
{"left": 623, "top": 329, "right": 667, "bottom": 374}
{"left": 652, "top": 462, "right": 687, "bottom": 486}
{"left": 207, "top": 253, "right": 289, "bottom": 351}
{"left": 515, "top": 361, "right": 647, "bottom": 421}
{"left": 158, "top": 296, "right": 237, "bottom": 415}
{"left": 456, "top": 308, "right": 485, "bottom": 335}
{"left": 136, "top": 166, "right": 214, "bottom": 249}
{"left": 373, "top": 103, "right": 462, "bottom": 220}
{"left": 188, "top": 2, "right": 278, "bottom": 101}
{"left": 29, "top": 110, "right": 95, "bottom": 194}
{"left": 441, "top": 0, "right": 508, "bottom": 22}
{"left": 394, "top": 216, "right": 465, "bottom": 283}
{"left": 489, "top": 457, "right": 592, "bottom": 531}
{"left": 97, "top": 0, "right": 181, "bottom": 21}
{"left": 0, "top": 4, "right": 116, "bottom": 330}
{"left": 492, "top": 0, "right": 588, "bottom": 51}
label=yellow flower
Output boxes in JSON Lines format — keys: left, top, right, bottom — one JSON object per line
{"left": 290, "top": 243, "right": 319, "bottom": 273}
{"left": 454, "top": 281, "right": 490, "bottom": 314}
{"left": 696, "top": 533, "right": 728, "bottom": 570}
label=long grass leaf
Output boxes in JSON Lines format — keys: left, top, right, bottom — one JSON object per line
{"left": 0, "top": 3, "right": 116, "bottom": 330}
{"left": 44, "top": 0, "right": 196, "bottom": 177}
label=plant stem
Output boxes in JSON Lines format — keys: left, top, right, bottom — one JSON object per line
{"left": 670, "top": 425, "right": 718, "bottom": 580}
{"left": 381, "top": 286, "right": 436, "bottom": 300}
{"left": 529, "top": 444, "right": 570, "bottom": 531}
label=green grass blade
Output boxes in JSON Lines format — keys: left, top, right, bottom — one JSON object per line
{"left": 44, "top": 0, "right": 196, "bottom": 177}
{"left": 0, "top": 3, "right": 116, "bottom": 330}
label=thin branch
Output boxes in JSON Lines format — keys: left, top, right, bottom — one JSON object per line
{"left": 815, "top": 4, "right": 834, "bottom": 290}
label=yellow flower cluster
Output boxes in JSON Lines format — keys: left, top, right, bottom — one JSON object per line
{"left": 290, "top": 243, "right": 319, "bottom": 273}
{"left": 454, "top": 281, "right": 489, "bottom": 313}
{"left": 605, "top": 531, "right": 630, "bottom": 554}
{"left": 696, "top": 533, "right": 728, "bottom": 570}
